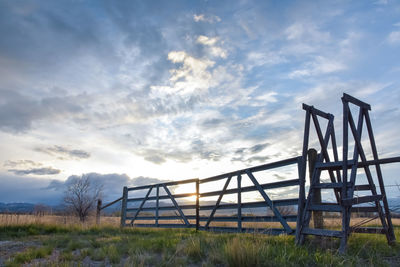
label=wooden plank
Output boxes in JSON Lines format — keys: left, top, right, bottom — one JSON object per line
{"left": 100, "top": 197, "right": 123, "bottom": 210}
{"left": 302, "top": 228, "right": 343, "bottom": 237}
{"left": 342, "top": 195, "right": 382, "bottom": 206}
{"left": 308, "top": 204, "right": 342, "bottom": 212}
{"left": 315, "top": 157, "right": 400, "bottom": 170}
{"left": 130, "top": 186, "right": 153, "bottom": 225}
{"left": 128, "top": 192, "right": 195, "bottom": 202}
{"left": 127, "top": 178, "right": 198, "bottom": 191}
{"left": 342, "top": 93, "right": 371, "bottom": 110}
{"left": 246, "top": 170, "right": 293, "bottom": 234}
{"left": 162, "top": 184, "right": 190, "bottom": 226}
{"left": 200, "top": 179, "right": 299, "bottom": 198}
{"left": 302, "top": 104, "right": 331, "bottom": 119}
{"left": 199, "top": 157, "right": 300, "bottom": 184}
{"left": 196, "top": 179, "right": 199, "bottom": 231}
{"left": 199, "top": 226, "right": 288, "bottom": 235}
{"left": 129, "top": 215, "right": 298, "bottom": 222}
{"left": 120, "top": 186, "right": 128, "bottom": 227}
{"left": 128, "top": 178, "right": 299, "bottom": 202}
{"left": 354, "top": 184, "right": 371, "bottom": 191}
{"left": 313, "top": 183, "right": 343, "bottom": 189}
{"left": 156, "top": 185, "right": 159, "bottom": 227}
{"left": 347, "top": 109, "right": 389, "bottom": 242}
{"left": 350, "top": 227, "right": 385, "bottom": 234}
{"left": 351, "top": 206, "right": 378, "bottom": 213}
{"left": 364, "top": 110, "right": 396, "bottom": 243}
{"left": 205, "top": 176, "right": 232, "bottom": 229}
{"left": 311, "top": 112, "right": 340, "bottom": 202}
{"left": 133, "top": 224, "right": 196, "bottom": 228}
{"left": 340, "top": 98, "right": 350, "bottom": 254}
{"left": 330, "top": 122, "right": 342, "bottom": 183}
{"left": 296, "top": 110, "right": 310, "bottom": 245}
{"left": 126, "top": 198, "right": 299, "bottom": 212}
{"left": 237, "top": 174, "right": 242, "bottom": 231}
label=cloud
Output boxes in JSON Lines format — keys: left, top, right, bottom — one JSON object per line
{"left": 3, "top": 160, "right": 41, "bottom": 168}
{"left": 130, "top": 176, "right": 171, "bottom": 187}
{"left": 196, "top": 35, "right": 227, "bottom": 58}
{"left": 193, "top": 14, "right": 221, "bottom": 23}
{"left": 196, "top": 35, "right": 218, "bottom": 46}
{"left": 289, "top": 56, "right": 346, "bottom": 78}
{"left": 151, "top": 51, "right": 216, "bottom": 96}
{"left": 4, "top": 159, "right": 60, "bottom": 176}
{"left": 247, "top": 52, "right": 286, "bottom": 68}
{"left": 387, "top": 31, "right": 400, "bottom": 44}
{"left": 0, "top": 89, "right": 86, "bottom": 133}
{"left": 35, "top": 145, "right": 90, "bottom": 160}
{"left": 0, "top": 174, "right": 60, "bottom": 203}
{"left": 144, "top": 155, "right": 166, "bottom": 164}
{"left": 250, "top": 143, "right": 269, "bottom": 153}
{"left": 284, "top": 22, "right": 331, "bottom": 43}
{"left": 8, "top": 167, "right": 61, "bottom": 176}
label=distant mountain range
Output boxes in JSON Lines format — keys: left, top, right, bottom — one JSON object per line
{"left": 0, "top": 202, "right": 36, "bottom": 213}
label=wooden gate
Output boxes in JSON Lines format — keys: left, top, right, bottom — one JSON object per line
{"left": 120, "top": 156, "right": 304, "bottom": 235}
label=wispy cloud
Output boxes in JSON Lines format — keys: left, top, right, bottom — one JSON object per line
{"left": 387, "top": 31, "right": 400, "bottom": 44}
{"left": 35, "top": 145, "right": 90, "bottom": 160}
{"left": 8, "top": 167, "right": 60, "bottom": 176}
{"left": 193, "top": 14, "right": 221, "bottom": 23}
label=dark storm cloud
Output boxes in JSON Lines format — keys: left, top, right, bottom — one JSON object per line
{"left": 0, "top": 174, "right": 61, "bottom": 204}
{"left": 36, "top": 145, "right": 90, "bottom": 160}
{"left": 0, "top": 1, "right": 111, "bottom": 67}
{"left": 0, "top": 89, "right": 85, "bottom": 132}
{"left": 8, "top": 167, "right": 61, "bottom": 176}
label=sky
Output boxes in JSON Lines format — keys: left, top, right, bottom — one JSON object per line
{"left": 1, "top": 0, "right": 400, "bottom": 205}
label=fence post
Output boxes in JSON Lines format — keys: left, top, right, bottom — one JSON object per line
{"left": 156, "top": 185, "right": 159, "bottom": 227}
{"left": 196, "top": 179, "right": 200, "bottom": 231}
{"left": 96, "top": 199, "right": 102, "bottom": 225}
{"left": 120, "top": 186, "right": 128, "bottom": 227}
{"left": 237, "top": 174, "right": 242, "bottom": 232}
{"left": 308, "top": 148, "right": 323, "bottom": 229}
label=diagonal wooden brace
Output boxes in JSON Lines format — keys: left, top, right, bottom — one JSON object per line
{"left": 246, "top": 170, "right": 293, "bottom": 234}
{"left": 205, "top": 175, "right": 232, "bottom": 229}
{"left": 130, "top": 186, "right": 153, "bottom": 225}
{"left": 162, "top": 184, "right": 190, "bottom": 226}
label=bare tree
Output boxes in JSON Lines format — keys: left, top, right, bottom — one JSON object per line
{"left": 64, "top": 175, "right": 102, "bottom": 222}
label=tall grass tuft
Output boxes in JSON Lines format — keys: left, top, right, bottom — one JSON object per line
{"left": 224, "top": 236, "right": 260, "bottom": 267}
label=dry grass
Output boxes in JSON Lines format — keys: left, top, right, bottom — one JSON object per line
{"left": 2, "top": 213, "right": 398, "bottom": 233}
{"left": 0, "top": 214, "right": 120, "bottom": 227}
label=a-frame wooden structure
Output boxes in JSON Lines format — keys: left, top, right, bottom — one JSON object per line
{"left": 296, "top": 93, "right": 396, "bottom": 253}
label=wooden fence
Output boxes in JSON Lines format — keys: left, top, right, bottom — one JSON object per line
{"left": 115, "top": 156, "right": 304, "bottom": 234}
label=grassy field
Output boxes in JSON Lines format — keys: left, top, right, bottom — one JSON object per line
{"left": 0, "top": 215, "right": 400, "bottom": 266}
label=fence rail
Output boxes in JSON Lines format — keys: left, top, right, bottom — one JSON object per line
{"left": 114, "top": 156, "right": 303, "bottom": 234}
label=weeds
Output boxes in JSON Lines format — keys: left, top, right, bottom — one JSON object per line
{"left": 0, "top": 224, "right": 399, "bottom": 266}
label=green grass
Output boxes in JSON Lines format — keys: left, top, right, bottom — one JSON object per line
{"left": 1, "top": 223, "right": 399, "bottom": 266}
